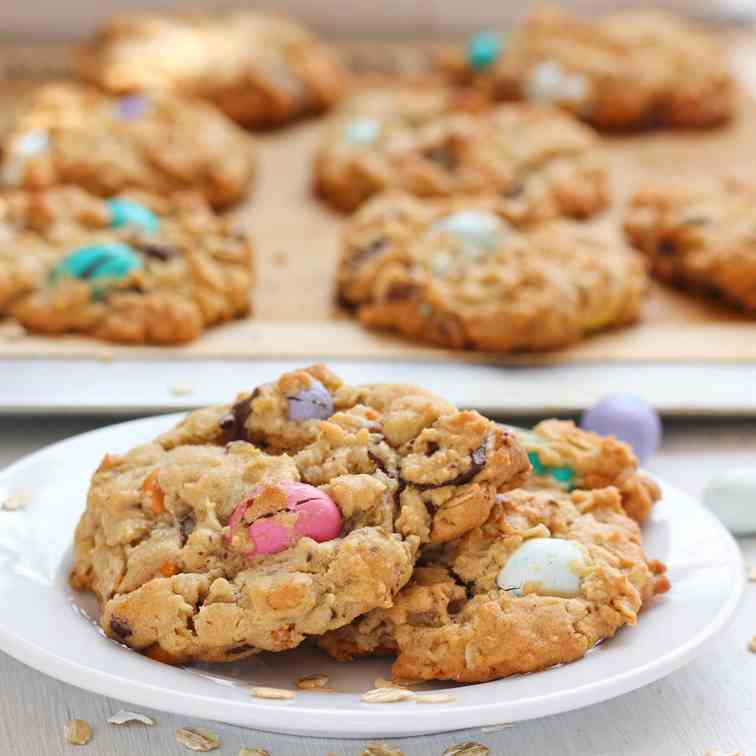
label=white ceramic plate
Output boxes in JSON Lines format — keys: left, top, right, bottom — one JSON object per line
{"left": 0, "top": 414, "right": 744, "bottom": 738}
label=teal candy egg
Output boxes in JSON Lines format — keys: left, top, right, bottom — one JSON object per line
{"left": 107, "top": 198, "right": 159, "bottom": 233}
{"left": 528, "top": 451, "right": 575, "bottom": 488}
{"left": 51, "top": 242, "right": 143, "bottom": 284}
{"left": 467, "top": 31, "right": 502, "bottom": 71}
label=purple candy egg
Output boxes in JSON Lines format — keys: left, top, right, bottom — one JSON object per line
{"left": 287, "top": 379, "right": 333, "bottom": 422}
{"left": 580, "top": 394, "right": 662, "bottom": 465}
{"left": 118, "top": 95, "right": 149, "bottom": 120}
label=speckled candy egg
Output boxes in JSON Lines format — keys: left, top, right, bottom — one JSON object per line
{"left": 703, "top": 468, "right": 756, "bottom": 535}
{"left": 580, "top": 395, "right": 662, "bottom": 465}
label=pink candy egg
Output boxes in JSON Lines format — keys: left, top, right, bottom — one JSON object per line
{"left": 227, "top": 482, "right": 342, "bottom": 557}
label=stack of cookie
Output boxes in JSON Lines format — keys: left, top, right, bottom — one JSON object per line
{"left": 70, "top": 365, "right": 669, "bottom": 683}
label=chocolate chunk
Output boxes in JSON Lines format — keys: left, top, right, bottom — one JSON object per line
{"left": 413, "top": 438, "right": 488, "bottom": 491}
{"left": 110, "top": 617, "right": 132, "bottom": 640}
{"left": 385, "top": 281, "right": 417, "bottom": 302}
{"left": 425, "top": 441, "right": 439, "bottom": 457}
{"left": 219, "top": 387, "right": 260, "bottom": 442}
{"left": 424, "top": 144, "right": 458, "bottom": 172}
{"left": 140, "top": 243, "right": 176, "bottom": 261}
{"left": 179, "top": 516, "right": 195, "bottom": 546}
{"left": 502, "top": 181, "right": 524, "bottom": 199}
{"left": 351, "top": 237, "right": 388, "bottom": 268}
{"left": 658, "top": 239, "right": 677, "bottom": 256}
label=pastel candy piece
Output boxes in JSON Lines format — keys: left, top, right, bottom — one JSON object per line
{"left": 703, "top": 468, "right": 756, "bottom": 535}
{"left": 118, "top": 95, "right": 149, "bottom": 120}
{"left": 526, "top": 60, "right": 590, "bottom": 106}
{"left": 430, "top": 211, "right": 506, "bottom": 253}
{"left": 248, "top": 519, "right": 294, "bottom": 555}
{"left": 286, "top": 379, "right": 333, "bottom": 422}
{"left": 528, "top": 451, "right": 574, "bottom": 487}
{"left": 497, "top": 537, "right": 589, "bottom": 597}
{"left": 1, "top": 129, "right": 49, "bottom": 186}
{"left": 580, "top": 394, "right": 662, "bottom": 465}
{"left": 467, "top": 31, "right": 503, "bottom": 71}
{"left": 51, "top": 242, "right": 143, "bottom": 283}
{"left": 107, "top": 198, "right": 159, "bottom": 232}
{"left": 343, "top": 117, "right": 381, "bottom": 146}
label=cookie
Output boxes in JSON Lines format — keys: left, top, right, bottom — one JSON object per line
{"left": 336, "top": 192, "right": 647, "bottom": 352}
{"left": 70, "top": 365, "right": 530, "bottom": 662}
{"left": 319, "top": 484, "right": 670, "bottom": 682}
{"left": 2, "top": 186, "right": 253, "bottom": 344}
{"left": 0, "top": 83, "right": 255, "bottom": 209}
{"left": 512, "top": 419, "right": 661, "bottom": 523}
{"left": 315, "top": 91, "right": 609, "bottom": 214}
{"left": 624, "top": 176, "right": 756, "bottom": 312}
{"left": 78, "top": 10, "right": 345, "bottom": 129}
{"left": 444, "top": 7, "right": 734, "bottom": 130}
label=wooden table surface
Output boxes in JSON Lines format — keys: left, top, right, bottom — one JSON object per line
{"left": 0, "top": 414, "right": 754, "bottom": 756}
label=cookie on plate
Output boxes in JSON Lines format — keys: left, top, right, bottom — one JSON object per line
{"left": 70, "top": 365, "right": 530, "bottom": 662}
{"left": 0, "top": 83, "right": 255, "bottom": 209}
{"left": 444, "top": 6, "right": 734, "bottom": 130}
{"left": 319, "top": 484, "right": 670, "bottom": 682}
{"left": 1, "top": 186, "right": 253, "bottom": 344}
{"left": 315, "top": 90, "right": 609, "bottom": 214}
{"left": 513, "top": 419, "right": 661, "bottom": 523}
{"left": 336, "top": 192, "right": 647, "bottom": 352}
{"left": 624, "top": 176, "right": 756, "bottom": 312}
{"left": 78, "top": 10, "right": 345, "bottom": 129}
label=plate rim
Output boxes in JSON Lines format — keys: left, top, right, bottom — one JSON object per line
{"left": 0, "top": 413, "right": 746, "bottom": 737}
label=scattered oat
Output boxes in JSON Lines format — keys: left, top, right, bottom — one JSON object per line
{"left": 99, "top": 350, "right": 113, "bottom": 364}
{"left": 413, "top": 693, "right": 456, "bottom": 704}
{"left": 175, "top": 727, "right": 220, "bottom": 752}
{"left": 374, "top": 677, "right": 418, "bottom": 689}
{"left": 64, "top": 719, "right": 92, "bottom": 745}
{"left": 249, "top": 686, "right": 295, "bottom": 700}
{"left": 239, "top": 749, "right": 269, "bottom": 756}
{"left": 748, "top": 636, "right": 756, "bottom": 653}
{"left": 107, "top": 710, "right": 155, "bottom": 726}
{"left": 361, "top": 687, "right": 414, "bottom": 703}
{"left": 747, "top": 564, "right": 756, "bottom": 582}
{"left": 480, "top": 723, "right": 513, "bottom": 733}
{"left": 361, "top": 743, "right": 405, "bottom": 756}
{"left": 704, "top": 749, "right": 743, "bottom": 756}
{"left": 172, "top": 383, "right": 194, "bottom": 396}
{"left": 443, "top": 744, "right": 490, "bottom": 756}
{"left": 2, "top": 492, "right": 27, "bottom": 511}
{"left": 296, "top": 673, "right": 329, "bottom": 690}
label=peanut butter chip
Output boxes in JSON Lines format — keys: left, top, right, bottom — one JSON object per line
{"left": 175, "top": 727, "right": 220, "bottom": 751}
{"left": 64, "top": 719, "right": 92, "bottom": 745}
{"left": 249, "top": 686, "right": 295, "bottom": 700}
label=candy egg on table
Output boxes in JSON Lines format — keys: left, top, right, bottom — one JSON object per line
{"left": 580, "top": 394, "right": 662, "bottom": 464}
{"left": 467, "top": 30, "right": 503, "bottom": 71}
{"left": 703, "top": 468, "right": 756, "bottom": 535}
{"left": 496, "top": 537, "right": 590, "bottom": 597}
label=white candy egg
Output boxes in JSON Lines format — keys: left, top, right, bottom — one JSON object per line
{"left": 1, "top": 129, "right": 49, "bottom": 186}
{"left": 343, "top": 117, "right": 381, "bottom": 146}
{"left": 525, "top": 61, "right": 590, "bottom": 107}
{"left": 496, "top": 537, "right": 589, "bottom": 598}
{"left": 703, "top": 468, "right": 756, "bottom": 535}
{"left": 430, "top": 211, "right": 505, "bottom": 252}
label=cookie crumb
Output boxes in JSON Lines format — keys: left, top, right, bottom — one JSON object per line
{"left": 239, "top": 749, "right": 270, "bottom": 756}
{"left": 480, "top": 723, "right": 513, "bottom": 733}
{"left": 748, "top": 636, "right": 756, "bottom": 653}
{"left": 296, "top": 673, "right": 330, "bottom": 690}
{"left": 175, "top": 727, "right": 220, "bottom": 751}
{"left": 1, "top": 492, "right": 27, "bottom": 511}
{"left": 172, "top": 383, "right": 194, "bottom": 396}
{"left": 747, "top": 564, "right": 756, "bottom": 582}
{"left": 361, "top": 687, "right": 414, "bottom": 703}
{"left": 64, "top": 719, "right": 92, "bottom": 745}
{"left": 704, "top": 749, "right": 743, "bottom": 756}
{"left": 443, "top": 744, "right": 490, "bottom": 756}
{"left": 249, "top": 686, "right": 295, "bottom": 700}
{"left": 99, "top": 350, "right": 113, "bottom": 364}
{"left": 413, "top": 693, "right": 456, "bottom": 704}
{"left": 361, "top": 743, "right": 405, "bottom": 755}
{"left": 107, "top": 710, "right": 155, "bottom": 726}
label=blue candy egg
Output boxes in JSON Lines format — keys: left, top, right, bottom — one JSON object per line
{"left": 51, "top": 242, "right": 143, "bottom": 285}
{"left": 580, "top": 395, "right": 662, "bottom": 465}
{"left": 117, "top": 95, "right": 149, "bottom": 120}
{"left": 528, "top": 451, "right": 575, "bottom": 488}
{"left": 467, "top": 31, "right": 503, "bottom": 71}
{"left": 107, "top": 198, "right": 159, "bottom": 233}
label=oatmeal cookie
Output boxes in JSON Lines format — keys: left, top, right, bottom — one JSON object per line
{"left": 624, "top": 176, "right": 756, "bottom": 312}
{"left": 0, "top": 83, "right": 255, "bottom": 209}
{"left": 444, "top": 6, "right": 734, "bottom": 130}
{"left": 319, "top": 484, "right": 670, "bottom": 682}
{"left": 78, "top": 10, "right": 345, "bottom": 129}
{"left": 336, "top": 192, "right": 646, "bottom": 352}
{"left": 2, "top": 186, "right": 253, "bottom": 344}
{"left": 70, "top": 365, "right": 530, "bottom": 662}
{"left": 512, "top": 419, "right": 661, "bottom": 522}
{"left": 315, "top": 91, "right": 608, "bottom": 214}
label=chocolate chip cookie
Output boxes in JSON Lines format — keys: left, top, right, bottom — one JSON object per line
{"left": 624, "top": 176, "right": 756, "bottom": 312}
{"left": 337, "top": 192, "right": 647, "bottom": 352}
{"left": 315, "top": 90, "right": 609, "bottom": 214}
{"left": 445, "top": 6, "right": 734, "bottom": 131}
{"left": 319, "top": 484, "right": 670, "bottom": 682}
{"left": 78, "top": 10, "right": 345, "bottom": 129}
{"left": 1, "top": 186, "right": 253, "bottom": 344}
{"left": 70, "top": 365, "right": 530, "bottom": 663}
{"left": 0, "top": 83, "right": 255, "bottom": 209}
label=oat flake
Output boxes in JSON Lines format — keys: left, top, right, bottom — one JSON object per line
{"left": 413, "top": 693, "right": 456, "bottom": 704}
{"left": 249, "top": 686, "right": 295, "bottom": 700}
{"left": 443, "top": 743, "right": 490, "bottom": 756}
{"left": 107, "top": 710, "right": 155, "bottom": 726}
{"left": 64, "top": 719, "right": 92, "bottom": 745}
{"left": 1, "top": 493, "right": 27, "bottom": 511}
{"left": 361, "top": 687, "right": 414, "bottom": 703}
{"left": 239, "top": 748, "right": 270, "bottom": 756}
{"left": 175, "top": 727, "right": 221, "bottom": 752}
{"left": 172, "top": 383, "right": 194, "bottom": 396}
{"left": 480, "top": 723, "right": 513, "bottom": 733}
{"left": 361, "top": 743, "right": 405, "bottom": 755}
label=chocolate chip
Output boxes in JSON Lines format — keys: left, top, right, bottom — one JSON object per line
{"left": 110, "top": 617, "right": 132, "bottom": 640}
{"left": 413, "top": 438, "right": 489, "bottom": 491}
{"left": 385, "top": 281, "right": 417, "bottom": 302}
{"left": 425, "top": 442, "right": 439, "bottom": 457}
{"left": 179, "top": 516, "right": 195, "bottom": 546}
{"left": 140, "top": 243, "right": 176, "bottom": 261}
{"left": 351, "top": 237, "right": 388, "bottom": 268}
{"left": 658, "top": 239, "right": 677, "bottom": 256}
{"left": 447, "top": 598, "right": 467, "bottom": 614}
{"left": 423, "top": 144, "right": 458, "bottom": 172}
{"left": 502, "top": 181, "right": 524, "bottom": 199}
{"left": 219, "top": 387, "right": 260, "bottom": 442}
{"left": 368, "top": 450, "right": 388, "bottom": 473}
